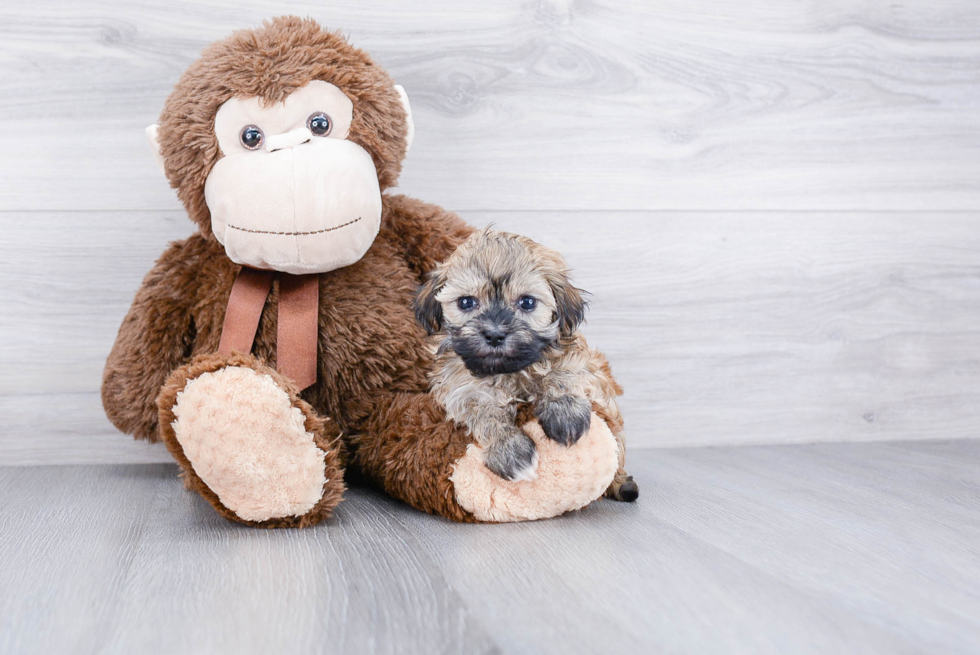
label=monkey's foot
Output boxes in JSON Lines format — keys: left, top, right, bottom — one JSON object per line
{"left": 158, "top": 353, "right": 344, "bottom": 528}
{"left": 450, "top": 412, "right": 619, "bottom": 522}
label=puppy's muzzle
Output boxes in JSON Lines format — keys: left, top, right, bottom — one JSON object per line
{"left": 481, "top": 325, "right": 509, "bottom": 348}
{"left": 479, "top": 306, "right": 516, "bottom": 348}
{"left": 452, "top": 305, "right": 549, "bottom": 377}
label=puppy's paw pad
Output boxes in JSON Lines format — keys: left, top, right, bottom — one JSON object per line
{"left": 537, "top": 395, "right": 592, "bottom": 446}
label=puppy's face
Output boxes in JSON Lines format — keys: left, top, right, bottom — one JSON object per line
{"left": 415, "top": 230, "right": 586, "bottom": 377}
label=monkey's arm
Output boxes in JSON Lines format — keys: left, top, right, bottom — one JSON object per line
{"left": 381, "top": 194, "right": 474, "bottom": 281}
{"left": 101, "top": 238, "right": 201, "bottom": 442}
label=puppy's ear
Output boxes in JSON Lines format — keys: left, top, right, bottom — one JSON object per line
{"left": 550, "top": 274, "right": 588, "bottom": 340}
{"left": 414, "top": 269, "right": 447, "bottom": 335}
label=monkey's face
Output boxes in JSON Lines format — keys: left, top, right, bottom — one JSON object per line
{"left": 204, "top": 81, "right": 383, "bottom": 275}
{"left": 153, "top": 19, "right": 413, "bottom": 267}
{"left": 415, "top": 231, "right": 587, "bottom": 377}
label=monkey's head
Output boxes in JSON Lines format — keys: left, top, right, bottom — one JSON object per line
{"left": 149, "top": 17, "right": 414, "bottom": 275}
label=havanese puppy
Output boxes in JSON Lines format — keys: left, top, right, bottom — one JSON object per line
{"left": 414, "top": 229, "right": 638, "bottom": 501}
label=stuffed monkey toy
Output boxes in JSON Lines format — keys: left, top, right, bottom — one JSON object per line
{"left": 102, "top": 17, "right": 634, "bottom": 527}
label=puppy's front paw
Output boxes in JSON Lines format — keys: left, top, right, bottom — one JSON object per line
{"left": 484, "top": 431, "right": 539, "bottom": 482}
{"left": 536, "top": 395, "right": 592, "bottom": 446}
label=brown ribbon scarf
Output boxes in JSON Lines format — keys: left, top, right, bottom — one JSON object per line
{"left": 217, "top": 267, "right": 319, "bottom": 391}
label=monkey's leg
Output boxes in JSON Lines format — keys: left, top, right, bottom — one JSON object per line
{"left": 349, "top": 390, "right": 478, "bottom": 522}
{"left": 351, "top": 391, "right": 620, "bottom": 522}
{"left": 157, "top": 352, "right": 345, "bottom": 528}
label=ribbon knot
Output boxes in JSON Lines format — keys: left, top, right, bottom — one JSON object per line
{"left": 217, "top": 267, "right": 319, "bottom": 391}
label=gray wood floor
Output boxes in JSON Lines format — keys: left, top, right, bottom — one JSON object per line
{"left": 2, "top": 442, "right": 978, "bottom": 654}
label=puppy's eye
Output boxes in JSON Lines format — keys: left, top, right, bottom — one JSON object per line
{"left": 457, "top": 296, "right": 479, "bottom": 311}
{"left": 307, "top": 112, "right": 332, "bottom": 137}
{"left": 240, "top": 125, "right": 264, "bottom": 150}
{"left": 518, "top": 296, "right": 537, "bottom": 311}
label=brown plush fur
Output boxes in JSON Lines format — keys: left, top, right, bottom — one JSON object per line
{"left": 104, "top": 194, "right": 476, "bottom": 520}
{"left": 157, "top": 351, "right": 346, "bottom": 528}
{"left": 103, "top": 17, "right": 628, "bottom": 522}
{"left": 156, "top": 16, "right": 409, "bottom": 238}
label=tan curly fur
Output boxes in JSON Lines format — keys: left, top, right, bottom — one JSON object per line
{"left": 415, "top": 230, "right": 633, "bottom": 496}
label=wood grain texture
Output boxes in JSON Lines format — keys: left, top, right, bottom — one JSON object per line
{"left": 1, "top": 0, "right": 979, "bottom": 463}
{"left": 2, "top": 444, "right": 978, "bottom": 654}
{"left": 391, "top": 441, "right": 980, "bottom": 654}
{"left": 2, "top": 210, "right": 979, "bottom": 463}
{"left": 0, "top": 0, "right": 978, "bottom": 211}
{"left": 0, "top": 465, "right": 498, "bottom": 655}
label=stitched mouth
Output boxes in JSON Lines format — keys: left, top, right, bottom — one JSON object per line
{"left": 227, "top": 217, "right": 362, "bottom": 236}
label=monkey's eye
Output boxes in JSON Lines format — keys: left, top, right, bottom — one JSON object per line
{"left": 518, "top": 296, "right": 537, "bottom": 312}
{"left": 239, "top": 125, "right": 264, "bottom": 150}
{"left": 307, "top": 112, "right": 332, "bottom": 137}
{"left": 457, "top": 296, "right": 479, "bottom": 312}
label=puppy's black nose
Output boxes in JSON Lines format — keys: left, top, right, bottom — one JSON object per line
{"left": 482, "top": 327, "right": 508, "bottom": 347}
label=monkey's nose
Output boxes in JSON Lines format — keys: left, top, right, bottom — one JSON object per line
{"left": 265, "top": 127, "right": 313, "bottom": 152}
{"left": 482, "top": 327, "right": 508, "bottom": 348}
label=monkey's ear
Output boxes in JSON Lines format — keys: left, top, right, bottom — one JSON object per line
{"left": 145, "top": 124, "right": 166, "bottom": 174}
{"left": 394, "top": 85, "right": 414, "bottom": 153}
{"left": 413, "top": 270, "right": 445, "bottom": 334}
{"left": 550, "top": 276, "right": 588, "bottom": 340}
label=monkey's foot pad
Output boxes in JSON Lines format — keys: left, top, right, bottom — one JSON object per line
{"left": 450, "top": 412, "right": 618, "bottom": 522}
{"left": 159, "top": 353, "right": 344, "bottom": 527}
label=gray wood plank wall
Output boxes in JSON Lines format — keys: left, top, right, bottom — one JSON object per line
{"left": 1, "top": 1, "right": 978, "bottom": 464}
